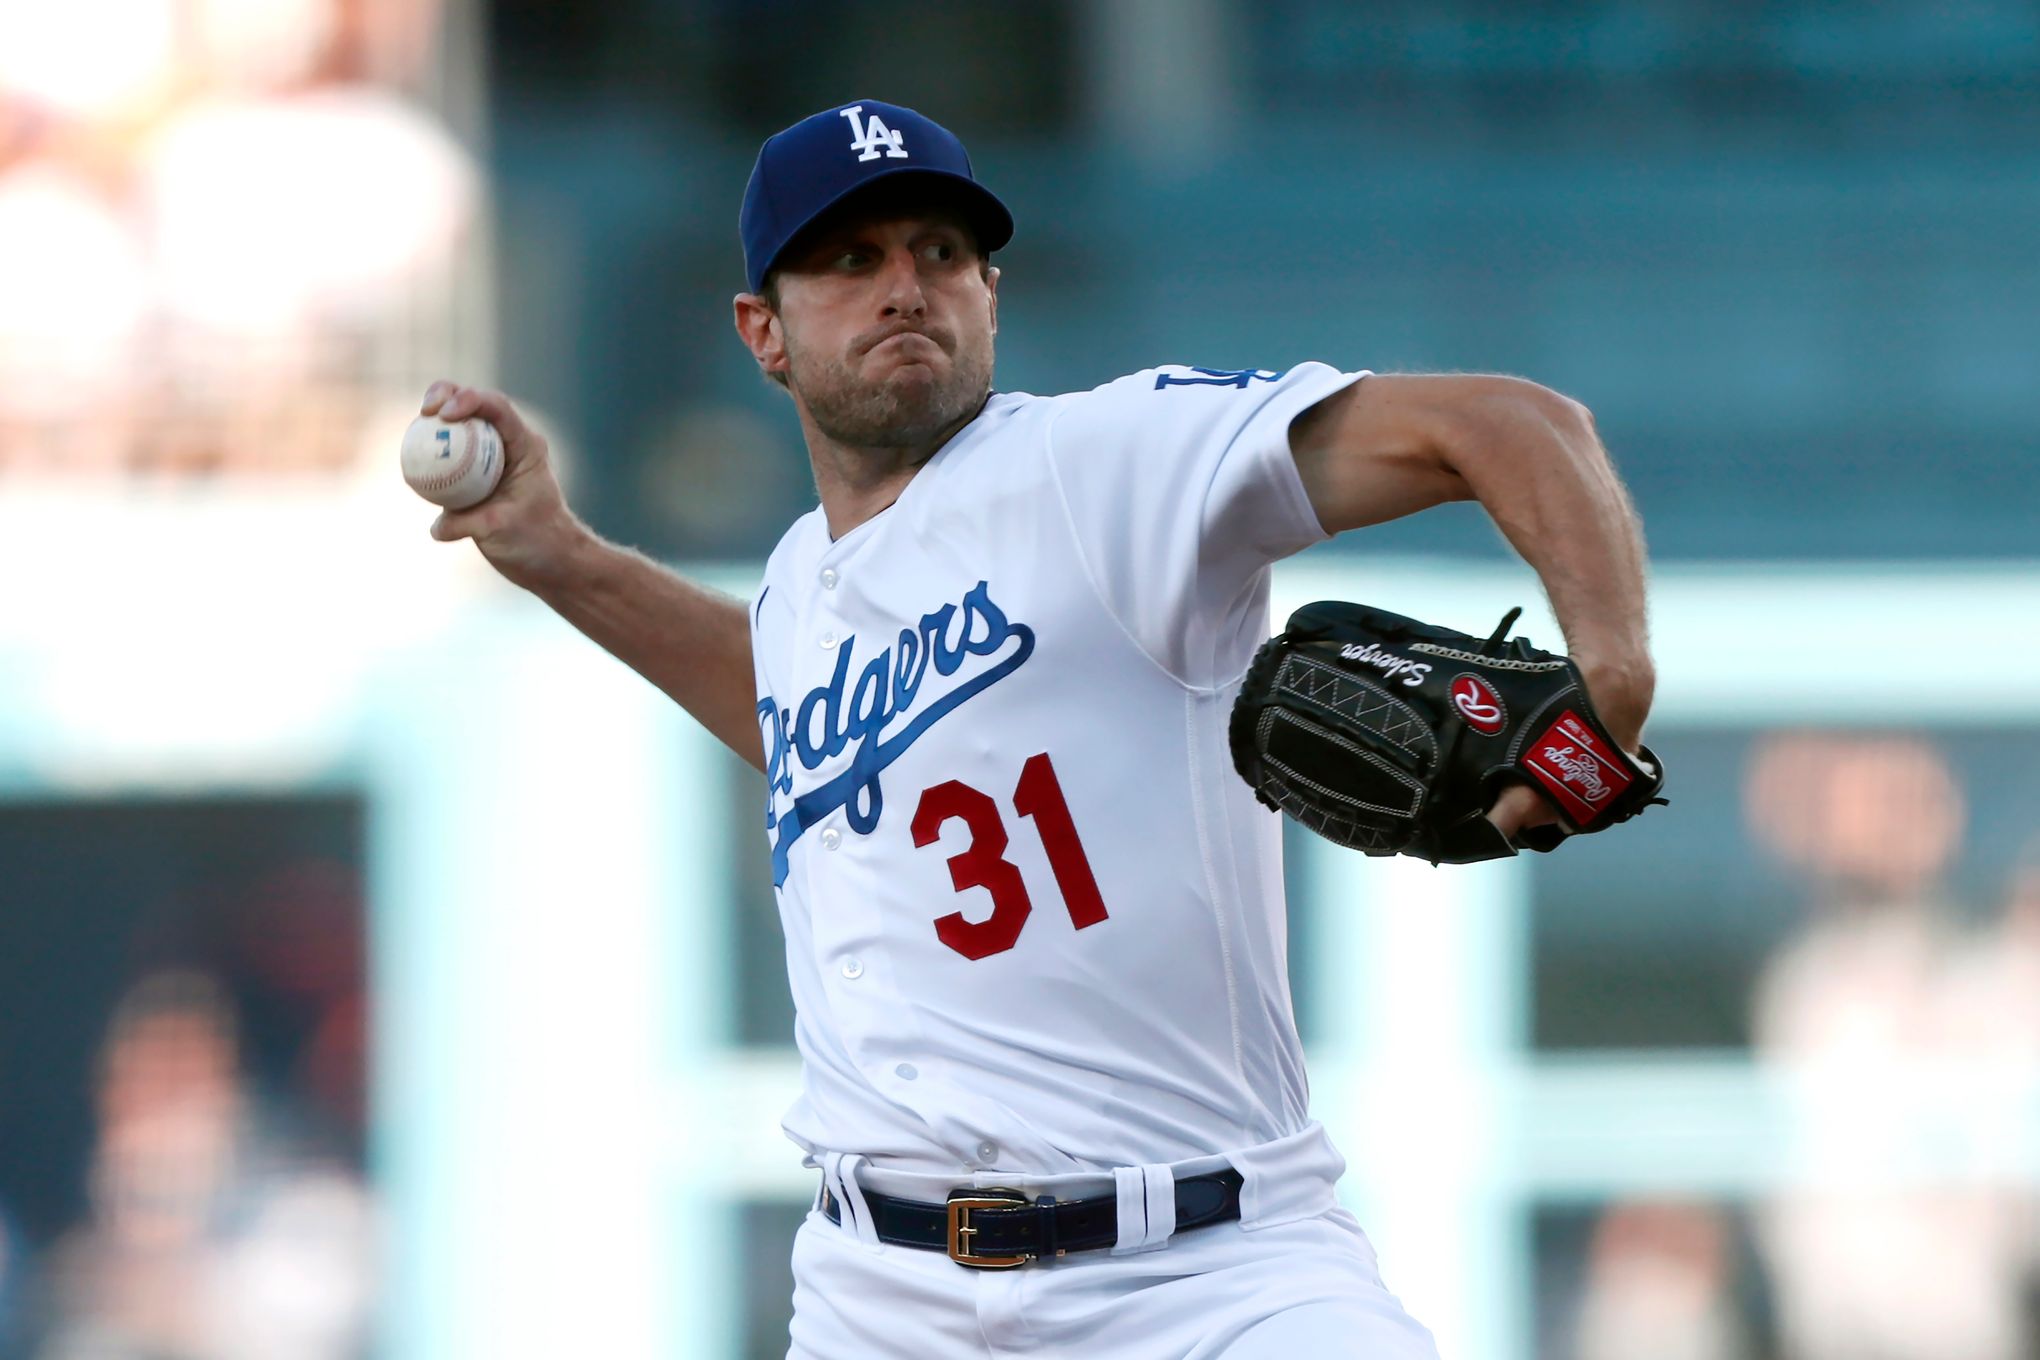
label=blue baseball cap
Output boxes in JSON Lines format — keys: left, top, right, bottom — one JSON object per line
{"left": 740, "top": 99, "right": 1014, "bottom": 294}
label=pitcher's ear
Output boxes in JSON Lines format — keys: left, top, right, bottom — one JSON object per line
{"left": 733, "top": 292, "right": 789, "bottom": 383}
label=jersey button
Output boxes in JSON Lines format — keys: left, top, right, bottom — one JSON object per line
{"left": 820, "top": 568, "right": 839, "bottom": 590}
{"left": 976, "top": 1141, "right": 999, "bottom": 1163}
{"left": 840, "top": 957, "right": 864, "bottom": 980}
{"left": 894, "top": 1062, "right": 918, "bottom": 1080}
{"left": 820, "top": 828, "right": 842, "bottom": 851}
{"left": 819, "top": 630, "right": 838, "bottom": 650}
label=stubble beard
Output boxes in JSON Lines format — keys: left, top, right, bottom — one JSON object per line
{"left": 788, "top": 330, "right": 994, "bottom": 451}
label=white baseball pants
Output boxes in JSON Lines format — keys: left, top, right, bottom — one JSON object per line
{"left": 784, "top": 1196, "right": 1440, "bottom": 1358}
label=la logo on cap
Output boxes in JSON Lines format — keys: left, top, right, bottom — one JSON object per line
{"left": 840, "top": 104, "right": 909, "bottom": 162}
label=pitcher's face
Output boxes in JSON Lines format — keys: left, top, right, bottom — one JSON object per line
{"left": 748, "top": 207, "right": 999, "bottom": 448}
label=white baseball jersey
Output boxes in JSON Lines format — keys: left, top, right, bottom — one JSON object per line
{"left": 751, "top": 362, "right": 1366, "bottom": 1180}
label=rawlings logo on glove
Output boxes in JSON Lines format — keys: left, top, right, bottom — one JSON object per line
{"left": 1228, "top": 601, "right": 1666, "bottom": 864}
{"left": 1450, "top": 675, "right": 1506, "bottom": 733}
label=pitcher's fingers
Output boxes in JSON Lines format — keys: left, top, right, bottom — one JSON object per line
{"left": 434, "top": 494, "right": 507, "bottom": 540}
{"left": 430, "top": 510, "right": 474, "bottom": 543}
{"left": 438, "top": 385, "right": 534, "bottom": 445}
{"left": 420, "top": 380, "right": 455, "bottom": 416}
{"left": 1486, "top": 782, "right": 1558, "bottom": 837}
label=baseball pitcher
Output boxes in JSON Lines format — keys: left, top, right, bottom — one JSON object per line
{"left": 420, "top": 99, "right": 1656, "bottom": 1357}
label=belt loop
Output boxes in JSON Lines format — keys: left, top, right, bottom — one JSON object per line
{"left": 1112, "top": 1163, "right": 1177, "bottom": 1254}
{"left": 820, "top": 1153, "right": 882, "bottom": 1252}
{"left": 820, "top": 1152, "right": 849, "bottom": 1225}
{"left": 836, "top": 1153, "right": 881, "bottom": 1250}
{"left": 1111, "top": 1166, "right": 1143, "bottom": 1253}
{"left": 1142, "top": 1164, "right": 1177, "bottom": 1246}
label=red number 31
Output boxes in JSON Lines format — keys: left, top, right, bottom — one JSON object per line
{"left": 911, "top": 752, "right": 1110, "bottom": 960}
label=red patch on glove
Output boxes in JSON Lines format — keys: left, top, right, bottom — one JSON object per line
{"left": 1521, "top": 711, "right": 1633, "bottom": 826}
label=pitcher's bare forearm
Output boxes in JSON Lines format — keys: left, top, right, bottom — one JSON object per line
{"left": 418, "top": 380, "right": 764, "bottom": 772}
{"left": 533, "top": 533, "right": 763, "bottom": 772}
{"left": 1433, "top": 384, "right": 1652, "bottom": 743}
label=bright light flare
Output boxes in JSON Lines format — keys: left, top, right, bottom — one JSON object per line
{"left": 143, "top": 90, "right": 478, "bottom": 334}
{"left": 0, "top": 0, "right": 176, "bottom": 116}
{"left": 189, "top": 0, "right": 335, "bottom": 91}
{"left": 0, "top": 168, "right": 148, "bottom": 419}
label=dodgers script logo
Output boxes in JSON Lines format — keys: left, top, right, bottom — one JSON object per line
{"left": 840, "top": 104, "right": 908, "bottom": 162}
{"left": 758, "top": 580, "right": 1033, "bottom": 886}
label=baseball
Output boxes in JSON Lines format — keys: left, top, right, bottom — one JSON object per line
{"left": 401, "top": 415, "right": 503, "bottom": 510}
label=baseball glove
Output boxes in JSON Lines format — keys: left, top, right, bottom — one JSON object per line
{"left": 1229, "top": 601, "right": 1665, "bottom": 864}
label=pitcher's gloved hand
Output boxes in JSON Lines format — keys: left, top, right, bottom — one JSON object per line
{"left": 1229, "top": 601, "right": 1666, "bottom": 864}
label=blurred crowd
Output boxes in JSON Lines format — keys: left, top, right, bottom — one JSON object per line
{"left": 1566, "top": 733, "right": 2040, "bottom": 1360}
{"left": 0, "top": 0, "right": 475, "bottom": 480}
{"left": 0, "top": 834, "right": 375, "bottom": 1360}
{"left": 1, "top": 970, "right": 375, "bottom": 1360}
{"left": 31, "top": 973, "right": 373, "bottom": 1360}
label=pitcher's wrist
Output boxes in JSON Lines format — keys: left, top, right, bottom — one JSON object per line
{"left": 1575, "top": 653, "right": 1655, "bottom": 751}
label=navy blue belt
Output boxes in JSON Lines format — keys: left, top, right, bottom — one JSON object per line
{"left": 820, "top": 1168, "right": 1246, "bottom": 1269}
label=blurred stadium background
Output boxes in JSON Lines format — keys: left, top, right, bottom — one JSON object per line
{"left": 1, "top": 1, "right": 2037, "bottom": 1357}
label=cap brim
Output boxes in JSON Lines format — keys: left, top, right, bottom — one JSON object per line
{"left": 755, "top": 166, "right": 1014, "bottom": 290}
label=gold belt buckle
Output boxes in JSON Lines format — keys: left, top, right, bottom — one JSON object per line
{"left": 946, "top": 1188, "right": 1032, "bottom": 1269}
